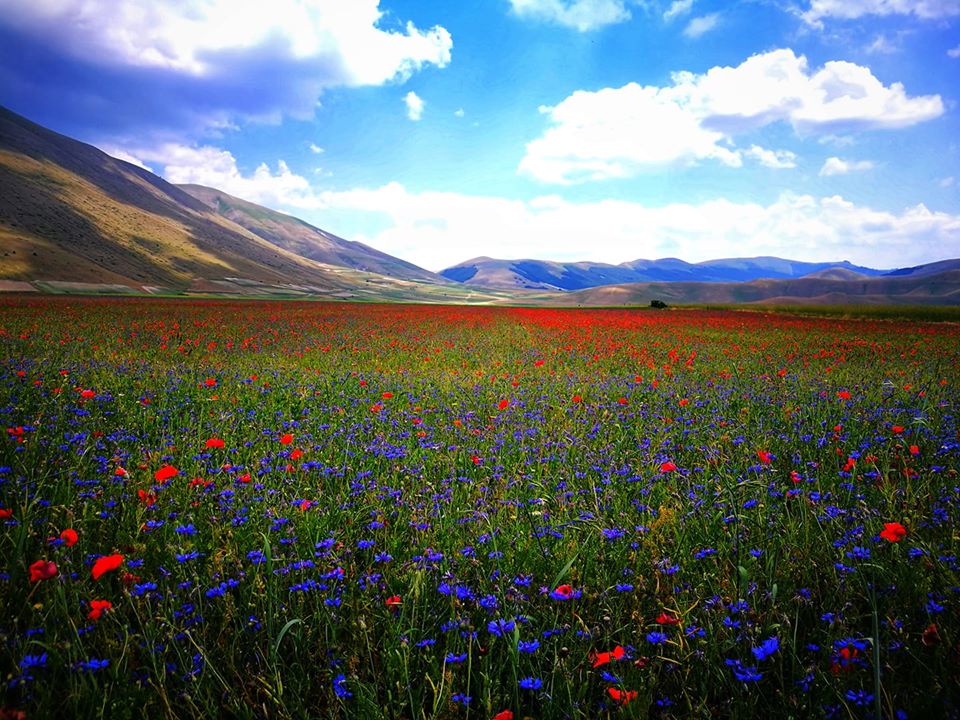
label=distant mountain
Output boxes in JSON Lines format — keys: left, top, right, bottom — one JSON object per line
{"left": 0, "top": 105, "right": 440, "bottom": 296}
{"left": 538, "top": 267, "right": 960, "bottom": 306}
{"left": 440, "top": 256, "right": 887, "bottom": 291}
{"left": 179, "top": 184, "right": 440, "bottom": 283}
{"left": 883, "top": 259, "right": 960, "bottom": 278}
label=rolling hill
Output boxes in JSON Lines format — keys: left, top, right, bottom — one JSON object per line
{"left": 0, "top": 105, "right": 460, "bottom": 300}
{"left": 439, "top": 256, "right": 887, "bottom": 291}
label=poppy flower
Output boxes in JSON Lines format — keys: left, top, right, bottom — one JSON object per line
{"left": 29, "top": 559, "right": 58, "bottom": 582}
{"left": 382, "top": 392, "right": 393, "bottom": 399}
{"left": 498, "top": 399, "right": 510, "bottom": 411}
{"left": 549, "top": 584, "right": 580, "bottom": 600}
{"left": 385, "top": 595, "right": 402, "bottom": 608}
{"left": 279, "top": 433, "right": 293, "bottom": 445}
{"left": 891, "top": 425, "right": 904, "bottom": 434}
{"left": 836, "top": 391, "right": 851, "bottom": 400}
{"left": 757, "top": 450, "right": 772, "bottom": 464}
{"left": 154, "top": 465, "right": 178, "bottom": 483}
{"left": 203, "top": 378, "right": 217, "bottom": 387}
{"left": 0, "top": 508, "right": 12, "bottom": 519}
{"left": 290, "top": 448, "right": 303, "bottom": 461}
{"left": 370, "top": 403, "right": 383, "bottom": 413}
{"left": 922, "top": 623, "right": 941, "bottom": 646}
{"left": 879, "top": 522, "right": 907, "bottom": 543}
{"left": 660, "top": 461, "right": 677, "bottom": 473}
{"left": 60, "top": 528, "right": 79, "bottom": 547}
{"left": 114, "top": 466, "right": 128, "bottom": 477}
{"left": 656, "top": 612, "right": 680, "bottom": 625}
{"left": 572, "top": 394, "right": 582, "bottom": 403}
{"left": 79, "top": 389, "right": 96, "bottom": 399}
{"left": 87, "top": 599, "right": 113, "bottom": 621}
{"left": 592, "top": 645, "right": 625, "bottom": 668}
{"left": 607, "top": 688, "right": 638, "bottom": 704}
{"left": 205, "top": 438, "right": 225, "bottom": 449}
{"left": 909, "top": 444, "right": 919, "bottom": 456}
{"left": 492, "top": 712, "right": 513, "bottom": 720}
{"left": 91, "top": 554, "right": 124, "bottom": 581}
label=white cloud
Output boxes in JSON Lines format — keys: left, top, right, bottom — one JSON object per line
{"left": 948, "top": 45, "right": 960, "bottom": 58}
{"left": 308, "top": 143, "right": 325, "bottom": 154}
{"left": 683, "top": 13, "right": 720, "bottom": 38}
{"left": 0, "top": 1, "right": 451, "bottom": 129}
{"left": 404, "top": 91, "right": 424, "bottom": 121}
{"left": 454, "top": 108, "right": 466, "bottom": 117}
{"left": 866, "top": 34, "right": 898, "bottom": 54}
{"left": 939, "top": 176, "right": 955, "bottom": 188}
{"left": 801, "top": 0, "right": 960, "bottom": 25}
{"left": 99, "top": 146, "right": 155, "bottom": 172}
{"left": 130, "top": 144, "right": 323, "bottom": 210}
{"left": 314, "top": 183, "right": 960, "bottom": 271}
{"left": 520, "top": 49, "right": 942, "bottom": 183}
{"left": 746, "top": 145, "right": 798, "bottom": 169}
{"left": 663, "top": 0, "right": 695, "bottom": 22}
{"left": 819, "top": 156, "right": 876, "bottom": 175}
{"left": 508, "top": 0, "right": 633, "bottom": 31}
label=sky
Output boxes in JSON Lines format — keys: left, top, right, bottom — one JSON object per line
{"left": 1, "top": 0, "right": 959, "bottom": 272}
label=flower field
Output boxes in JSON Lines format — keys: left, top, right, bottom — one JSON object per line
{"left": 0, "top": 297, "right": 958, "bottom": 719}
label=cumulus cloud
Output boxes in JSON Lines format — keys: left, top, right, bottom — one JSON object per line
{"left": 0, "top": 0, "right": 451, "bottom": 133}
{"left": 313, "top": 183, "right": 960, "bottom": 271}
{"left": 663, "top": 0, "right": 695, "bottom": 22}
{"left": 683, "top": 13, "right": 720, "bottom": 38}
{"left": 948, "top": 45, "right": 960, "bottom": 58}
{"left": 745, "top": 146, "right": 798, "bottom": 169}
{"left": 508, "top": 0, "right": 633, "bottom": 31}
{"left": 404, "top": 91, "right": 425, "bottom": 121}
{"left": 520, "top": 49, "right": 942, "bottom": 183}
{"left": 801, "top": 0, "right": 960, "bottom": 25}
{"left": 127, "top": 144, "right": 323, "bottom": 210}
{"left": 819, "top": 156, "right": 876, "bottom": 175}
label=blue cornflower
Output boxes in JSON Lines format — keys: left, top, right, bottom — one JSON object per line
{"left": 519, "top": 676, "right": 543, "bottom": 690}
{"left": 646, "top": 631, "right": 669, "bottom": 645}
{"left": 488, "top": 618, "right": 515, "bottom": 637}
{"left": 518, "top": 639, "right": 540, "bottom": 653}
{"left": 752, "top": 636, "right": 779, "bottom": 661}
{"left": 332, "top": 673, "right": 352, "bottom": 698}
{"left": 444, "top": 652, "right": 467, "bottom": 664}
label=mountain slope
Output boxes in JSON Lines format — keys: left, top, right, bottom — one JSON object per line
{"left": 440, "top": 256, "right": 887, "bottom": 290}
{"left": 179, "top": 184, "right": 440, "bottom": 282}
{"left": 0, "top": 105, "right": 436, "bottom": 294}
{"left": 539, "top": 269, "right": 960, "bottom": 306}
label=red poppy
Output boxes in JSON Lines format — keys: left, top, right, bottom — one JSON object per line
{"left": 290, "top": 448, "right": 303, "bottom": 461}
{"left": 114, "top": 466, "right": 128, "bottom": 477}
{"left": 879, "top": 522, "right": 907, "bottom": 543}
{"left": 592, "top": 645, "right": 625, "bottom": 668}
{"left": 498, "top": 399, "right": 510, "bottom": 411}
{"left": 757, "top": 450, "right": 772, "bottom": 464}
{"left": 572, "top": 394, "right": 582, "bottom": 403}
{"left": 205, "top": 438, "right": 225, "bottom": 449}
{"left": 203, "top": 378, "right": 217, "bottom": 387}
{"left": 891, "top": 425, "right": 904, "bottom": 434}
{"left": 370, "top": 403, "right": 383, "bottom": 413}
{"left": 607, "top": 688, "right": 638, "bottom": 704}
{"left": 660, "top": 461, "right": 677, "bottom": 473}
{"left": 909, "top": 444, "right": 919, "bottom": 456}
{"left": 617, "top": 397, "right": 628, "bottom": 405}
{"left": 492, "top": 711, "right": 514, "bottom": 720}
{"left": 87, "top": 599, "right": 113, "bottom": 621}
{"left": 656, "top": 612, "right": 680, "bottom": 625}
{"left": 279, "top": 433, "right": 293, "bottom": 445}
{"left": 382, "top": 391, "right": 394, "bottom": 399}
{"left": 552, "top": 584, "right": 573, "bottom": 599}
{"left": 79, "top": 389, "right": 96, "bottom": 399}
{"left": 0, "top": 508, "right": 12, "bottom": 519}
{"left": 29, "top": 559, "right": 58, "bottom": 582}
{"left": 91, "top": 554, "right": 124, "bottom": 581}
{"left": 385, "top": 595, "right": 402, "bottom": 608}
{"left": 60, "top": 528, "right": 79, "bottom": 547}
{"left": 138, "top": 489, "right": 156, "bottom": 506}
{"left": 836, "top": 390, "right": 851, "bottom": 400}
{"left": 154, "top": 465, "right": 178, "bottom": 483}
{"left": 922, "top": 623, "right": 941, "bottom": 646}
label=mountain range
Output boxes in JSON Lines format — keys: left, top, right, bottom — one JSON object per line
{"left": 1, "top": 104, "right": 958, "bottom": 306}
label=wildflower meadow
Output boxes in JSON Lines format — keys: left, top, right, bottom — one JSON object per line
{"left": 0, "top": 297, "right": 957, "bottom": 719}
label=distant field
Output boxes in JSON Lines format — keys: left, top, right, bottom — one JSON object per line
{"left": 1, "top": 297, "right": 958, "bottom": 719}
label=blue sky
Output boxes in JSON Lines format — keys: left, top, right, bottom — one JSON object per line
{"left": 1, "top": 0, "right": 958, "bottom": 271}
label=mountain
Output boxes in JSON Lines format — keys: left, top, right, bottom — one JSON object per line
{"left": 883, "top": 259, "right": 960, "bottom": 278}
{"left": 440, "top": 256, "right": 887, "bottom": 291}
{"left": 536, "top": 265, "right": 960, "bottom": 306}
{"left": 178, "top": 184, "right": 440, "bottom": 282}
{"left": 0, "top": 105, "right": 452, "bottom": 298}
